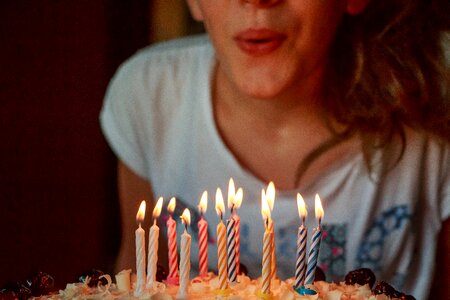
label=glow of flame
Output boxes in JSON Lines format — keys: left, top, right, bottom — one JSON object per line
{"left": 167, "top": 197, "right": 176, "bottom": 214}
{"left": 296, "top": 193, "right": 307, "bottom": 219}
{"left": 215, "top": 188, "right": 225, "bottom": 217}
{"left": 315, "top": 194, "right": 324, "bottom": 221}
{"left": 227, "top": 178, "right": 236, "bottom": 209}
{"left": 266, "top": 181, "right": 275, "bottom": 211}
{"left": 234, "top": 188, "right": 243, "bottom": 209}
{"left": 136, "top": 200, "right": 146, "bottom": 224}
{"left": 153, "top": 197, "right": 163, "bottom": 219}
{"left": 261, "top": 189, "right": 271, "bottom": 221}
{"left": 181, "top": 208, "right": 191, "bottom": 226}
{"left": 198, "top": 190, "right": 208, "bottom": 214}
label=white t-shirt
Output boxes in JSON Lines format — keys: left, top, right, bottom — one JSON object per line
{"left": 100, "top": 35, "right": 450, "bottom": 299}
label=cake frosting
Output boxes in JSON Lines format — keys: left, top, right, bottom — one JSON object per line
{"left": 30, "top": 271, "right": 413, "bottom": 300}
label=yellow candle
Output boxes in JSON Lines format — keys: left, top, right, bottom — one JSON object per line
{"left": 265, "top": 182, "right": 277, "bottom": 280}
{"left": 215, "top": 188, "right": 228, "bottom": 291}
{"left": 260, "top": 190, "right": 273, "bottom": 296}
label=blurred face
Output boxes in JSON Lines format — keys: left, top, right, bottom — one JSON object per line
{"left": 187, "top": 0, "right": 366, "bottom": 99}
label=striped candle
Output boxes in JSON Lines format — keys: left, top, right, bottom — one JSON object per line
{"left": 166, "top": 197, "right": 179, "bottom": 284}
{"left": 304, "top": 194, "right": 324, "bottom": 285}
{"left": 177, "top": 209, "right": 191, "bottom": 299}
{"left": 198, "top": 217, "right": 208, "bottom": 276}
{"left": 260, "top": 190, "right": 273, "bottom": 296}
{"left": 233, "top": 213, "right": 241, "bottom": 275}
{"left": 166, "top": 215, "right": 179, "bottom": 281}
{"left": 294, "top": 225, "right": 307, "bottom": 289}
{"left": 268, "top": 220, "right": 277, "bottom": 280}
{"left": 226, "top": 217, "right": 237, "bottom": 282}
{"left": 233, "top": 187, "right": 243, "bottom": 275}
{"left": 261, "top": 227, "right": 273, "bottom": 294}
{"left": 134, "top": 201, "right": 146, "bottom": 297}
{"left": 146, "top": 197, "right": 163, "bottom": 289}
{"left": 294, "top": 193, "right": 308, "bottom": 289}
{"left": 215, "top": 188, "right": 228, "bottom": 291}
{"left": 304, "top": 227, "right": 322, "bottom": 285}
{"left": 217, "top": 220, "right": 228, "bottom": 290}
{"left": 198, "top": 191, "right": 208, "bottom": 277}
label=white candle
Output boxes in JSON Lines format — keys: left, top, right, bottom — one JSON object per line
{"left": 134, "top": 200, "right": 146, "bottom": 297}
{"left": 146, "top": 197, "right": 163, "bottom": 289}
{"left": 177, "top": 209, "right": 191, "bottom": 299}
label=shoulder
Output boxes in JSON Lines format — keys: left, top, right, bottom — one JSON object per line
{"left": 117, "top": 34, "right": 213, "bottom": 82}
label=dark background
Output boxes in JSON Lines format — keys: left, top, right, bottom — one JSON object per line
{"left": 0, "top": 0, "right": 200, "bottom": 288}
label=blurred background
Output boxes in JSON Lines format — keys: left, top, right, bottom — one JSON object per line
{"left": 0, "top": 0, "right": 203, "bottom": 288}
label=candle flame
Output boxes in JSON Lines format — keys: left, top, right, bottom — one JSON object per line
{"left": 227, "top": 177, "right": 236, "bottom": 209}
{"left": 315, "top": 194, "right": 324, "bottom": 221}
{"left": 136, "top": 200, "right": 146, "bottom": 224}
{"left": 198, "top": 190, "right": 208, "bottom": 214}
{"left": 181, "top": 208, "right": 191, "bottom": 226}
{"left": 261, "top": 189, "right": 271, "bottom": 221}
{"left": 215, "top": 188, "right": 225, "bottom": 217}
{"left": 234, "top": 188, "right": 243, "bottom": 209}
{"left": 266, "top": 181, "right": 275, "bottom": 211}
{"left": 296, "top": 193, "right": 307, "bottom": 219}
{"left": 167, "top": 197, "right": 176, "bottom": 214}
{"left": 153, "top": 197, "right": 163, "bottom": 219}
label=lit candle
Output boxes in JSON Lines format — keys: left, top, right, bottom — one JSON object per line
{"left": 304, "top": 194, "right": 324, "bottom": 285}
{"left": 266, "top": 181, "right": 277, "bottom": 280}
{"left": 146, "top": 197, "right": 163, "bottom": 289}
{"left": 215, "top": 188, "right": 229, "bottom": 293}
{"left": 134, "top": 200, "right": 147, "bottom": 297}
{"left": 197, "top": 191, "right": 209, "bottom": 277}
{"left": 226, "top": 179, "right": 237, "bottom": 283}
{"left": 260, "top": 190, "right": 273, "bottom": 297}
{"left": 294, "top": 193, "right": 308, "bottom": 290}
{"left": 166, "top": 197, "right": 179, "bottom": 284}
{"left": 177, "top": 209, "right": 191, "bottom": 299}
{"left": 233, "top": 187, "right": 243, "bottom": 275}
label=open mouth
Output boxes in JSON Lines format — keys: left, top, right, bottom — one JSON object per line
{"left": 234, "top": 29, "right": 286, "bottom": 56}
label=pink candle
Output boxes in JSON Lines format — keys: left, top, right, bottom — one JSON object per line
{"left": 197, "top": 191, "right": 208, "bottom": 277}
{"left": 166, "top": 197, "right": 179, "bottom": 284}
{"left": 233, "top": 188, "right": 243, "bottom": 275}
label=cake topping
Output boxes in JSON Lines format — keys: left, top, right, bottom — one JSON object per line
{"left": 78, "top": 269, "right": 109, "bottom": 287}
{"left": 27, "top": 271, "right": 55, "bottom": 296}
{"left": 344, "top": 268, "right": 376, "bottom": 288}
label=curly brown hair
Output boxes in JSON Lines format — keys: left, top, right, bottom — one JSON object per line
{"left": 295, "top": 0, "right": 450, "bottom": 185}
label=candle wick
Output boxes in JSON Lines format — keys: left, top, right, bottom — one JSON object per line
{"left": 153, "top": 219, "right": 156, "bottom": 226}
{"left": 184, "top": 223, "right": 188, "bottom": 232}
{"left": 220, "top": 211, "right": 223, "bottom": 222}
{"left": 200, "top": 211, "right": 203, "bottom": 219}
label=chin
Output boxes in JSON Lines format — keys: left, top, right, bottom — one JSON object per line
{"left": 238, "top": 80, "right": 288, "bottom": 99}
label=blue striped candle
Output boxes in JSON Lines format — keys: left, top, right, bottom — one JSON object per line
{"left": 226, "top": 217, "right": 237, "bottom": 282}
{"left": 304, "top": 194, "right": 324, "bottom": 286}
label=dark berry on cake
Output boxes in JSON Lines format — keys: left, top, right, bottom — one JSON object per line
{"left": 78, "top": 269, "right": 108, "bottom": 287}
{"left": 314, "top": 266, "right": 326, "bottom": 282}
{"left": 239, "top": 263, "right": 248, "bottom": 276}
{"left": 26, "top": 271, "right": 55, "bottom": 296}
{"left": 1, "top": 281, "right": 32, "bottom": 300}
{"left": 373, "top": 281, "right": 403, "bottom": 298}
{"left": 156, "top": 264, "right": 168, "bottom": 282}
{"left": 344, "top": 268, "right": 376, "bottom": 288}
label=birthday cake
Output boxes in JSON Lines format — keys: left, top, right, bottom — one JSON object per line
{"left": 1, "top": 267, "right": 415, "bottom": 299}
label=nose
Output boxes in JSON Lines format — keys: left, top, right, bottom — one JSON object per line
{"left": 243, "top": 0, "right": 282, "bottom": 7}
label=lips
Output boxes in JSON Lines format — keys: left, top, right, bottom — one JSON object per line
{"left": 234, "top": 29, "right": 287, "bottom": 56}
